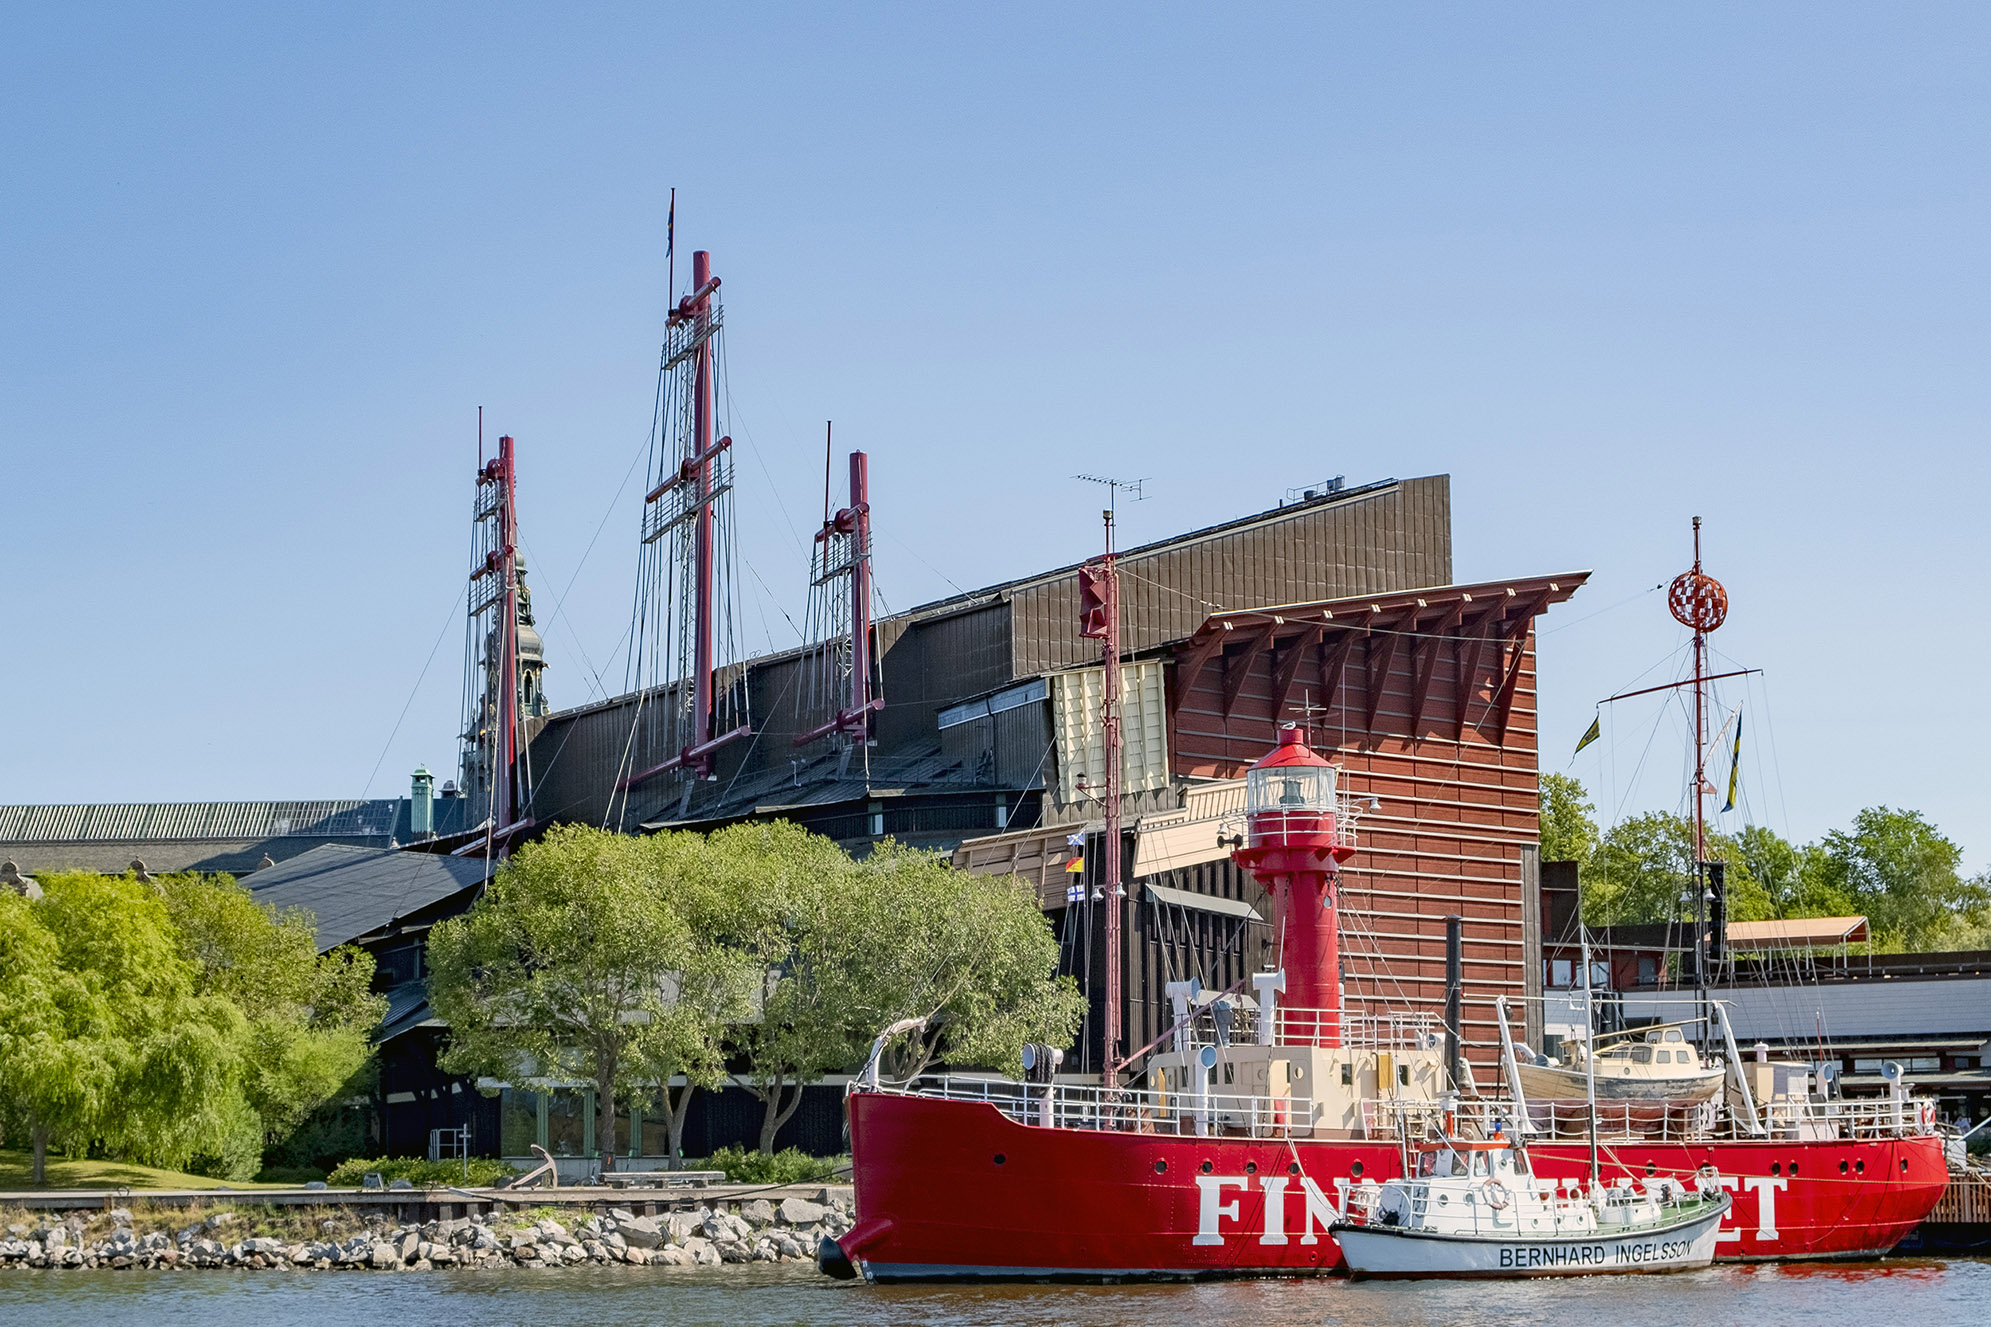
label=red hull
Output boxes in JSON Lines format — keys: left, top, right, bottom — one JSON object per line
{"left": 844, "top": 1091, "right": 1948, "bottom": 1279}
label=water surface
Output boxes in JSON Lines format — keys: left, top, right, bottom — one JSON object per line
{"left": 1, "top": 1258, "right": 1982, "bottom": 1326}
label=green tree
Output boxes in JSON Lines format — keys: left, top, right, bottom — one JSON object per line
{"left": 624, "top": 829, "right": 762, "bottom": 1164}
{"left": 838, "top": 842, "right": 1084, "bottom": 1082}
{"left": 13, "top": 874, "right": 244, "bottom": 1183}
{"left": 156, "top": 873, "right": 384, "bottom": 1169}
{"left": 428, "top": 825, "right": 733, "bottom": 1168}
{"left": 1539, "top": 773, "right": 1600, "bottom": 867}
{"left": 711, "top": 824, "right": 1083, "bottom": 1153}
{"left": 0, "top": 891, "right": 66, "bottom": 1181}
{"left": 1581, "top": 810, "right": 1770, "bottom": 928}
{"left": 1814, "top": 808, "right": 1991, "bottom": 951}
{"left": 700, "top": 820, "right": 871, "bottom": 1155}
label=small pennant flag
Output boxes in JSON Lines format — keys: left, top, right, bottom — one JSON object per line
{"left": 1064, "top": 855, "right": 1085, "bottom": 875}
{"left": 666, "top": 188, "right": 675, "bottom": 262}
{"left": 1723, "top": 705, "right": 1743, "bottom": 813}
{"left": 1573, "top": 714, "right": 1601, "bottom": 758}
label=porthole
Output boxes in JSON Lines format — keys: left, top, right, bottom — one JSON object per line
{"left": 1856, "top": 1160, "right": 1865, "bottom": 1175}
{"left": 993, "top": 1154, "right": 1005, "bottom": 1166}
{"left": 1790, "top": 1162, "right": 1799, "bottom": 1177}
{"left": 1351, "top": 1161, "right": 1364, "bottom": 1178}
{"left": 1288, "top": 1162, "right": 1301, "bottom": 1176}
{"left": 1902, "top": 1158, "right": 1910, "bottom": 1174}
{"left": 1154, "top": 1159, "right": 1168, "bottom": 1174}
{"left": 1839, "top": 1160, "right": 1849, "bottom": 1174}
{"left": 1770, "top": 1163, "right": 1781, "bottom": 1176}
{"left": 1645, "top": 1163, "right": 1656, "bottom": 1177}
{"left": 1244, "top": 1161, "right": 1258, "bottom": 1175}
{"left": 1200, "top": 1160, "right": 1214, "bottom": 1174}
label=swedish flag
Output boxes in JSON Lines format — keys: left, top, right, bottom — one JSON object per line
{"left": 1723, "top": 706, "right": 1743, "bottom": 812}
{"left": 1573, "top": 715, "right": 1601, "bottom": 758}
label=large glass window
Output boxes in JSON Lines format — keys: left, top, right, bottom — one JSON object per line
{"left": 547, "top": 1088, "right": 587, "bottom": 1156}
{"left": 613, "top": 1100, "right": 634, "bottom": 1157}
{"left": 500, "top": 1087, "right": 541, "bottom": 1155}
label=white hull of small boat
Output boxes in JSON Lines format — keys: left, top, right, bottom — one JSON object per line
{"left": 1515, "top": 1061, "right": 1724, "bottom": 1104}
{"left": 1332, "top": 1199, "right": 1728, "bottom": 1279}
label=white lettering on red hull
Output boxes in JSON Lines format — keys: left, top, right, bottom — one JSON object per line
{"left": 1258, "top": 1177, "right": 1288, "bottom": 1245}
{"left": 1194, "top": 1172, "right": 1345, "bottom": 1247}
{"left": 1193, "top": 1175, "right": 1248, "bottom": 1246}
{"left": 1713, "top": 1173, "right": 1786, "bottom": 1242}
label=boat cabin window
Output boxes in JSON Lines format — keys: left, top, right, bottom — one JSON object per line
{"left": 1664, "top": 1029, "right": 1684, "bottom": 1042}
{"left": 1630, "top": 1046, "right": 1653, "bottom": 1063}
{"left": 1655, "top": 1050, "right": 1671, "bottom": 1063}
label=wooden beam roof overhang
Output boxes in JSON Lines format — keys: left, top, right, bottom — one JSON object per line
{"left": 1167, "top": 572, "right": 1589, "bottom": 745}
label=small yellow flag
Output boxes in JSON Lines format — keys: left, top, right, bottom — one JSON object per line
{"left": 1574, "top": 715, "right": 1601, "bottom": 757}
{"left": 1064, "top": 855, "right": 1085, "bottom": 874}
{"left": 1723, "top": 706, "right": 1743, "bottom": 813}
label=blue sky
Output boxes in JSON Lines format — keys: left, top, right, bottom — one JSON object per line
{"left": 5, "top": 6, "right": 1988, "bottom": 865}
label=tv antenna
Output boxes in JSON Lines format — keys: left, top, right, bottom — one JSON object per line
{"left": 1074, "top": 473, "right": 1148, "bottom": 517}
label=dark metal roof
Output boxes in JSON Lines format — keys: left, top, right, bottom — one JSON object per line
{"left": 0, "top": 799, "right": 407, "bottom": 843}
{"left": 641, "top": 744, "right": 982, "bottom": 830}
{"left": 378, "top": 982, "right": 438, "bottom": 1042}
{"left": 243, "top": 844, "right": 494, "bottom": 951}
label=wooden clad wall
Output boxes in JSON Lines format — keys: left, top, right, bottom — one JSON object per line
{"left": 1169, "top": 585, "right": 1579, "bottom": 1069}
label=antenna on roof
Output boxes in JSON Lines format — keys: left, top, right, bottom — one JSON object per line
{"left": 1074, "top": 474, "right": 1149, "bottom": 517}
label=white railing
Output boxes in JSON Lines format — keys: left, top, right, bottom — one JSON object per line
{"left": 1187, "top": 999, "right": 1437, "bottom": 1054}
{"left": 876, "top": 1074, "right": 1317, "bottom": 1140}
{"left": 1419, "top": 1091, "right": 1935, "bottom": 1145}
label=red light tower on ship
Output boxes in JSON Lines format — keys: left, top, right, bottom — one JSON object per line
{"left": 1230, "top": 725, "right": 1358, "bottom": 1047}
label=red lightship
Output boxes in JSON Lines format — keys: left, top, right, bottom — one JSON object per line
{"left": 821, "top": 528, "right": 1948, "bottom": 1282}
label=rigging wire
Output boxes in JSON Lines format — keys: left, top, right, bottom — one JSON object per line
{"left": 359, "top": 585, "right": 463, "bottom": 798}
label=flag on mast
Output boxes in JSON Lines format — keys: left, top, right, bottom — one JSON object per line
{"left": 1573, "top": 714, "right": 1601, "bottom": 757}
{"left": 1722, "top": 705, "right": 1743, "bottom": 812}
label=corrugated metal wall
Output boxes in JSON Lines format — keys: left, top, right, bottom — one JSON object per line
{"left": 1009, "top": 476, "right": 1451, "bottom": 678}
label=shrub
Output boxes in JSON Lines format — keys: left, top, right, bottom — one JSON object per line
{"left": 325, "top": 1156, "right": 514, "bottom": 1189}
{"left": 688, "top": 1145, "right": 848, "bottom": 1186}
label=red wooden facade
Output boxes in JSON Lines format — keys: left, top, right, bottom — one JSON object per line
{"left": 1164, "top": 573, "right": 1587, "bottom": 1066}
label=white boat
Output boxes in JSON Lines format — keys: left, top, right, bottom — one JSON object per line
{"left": 1331, "top": 1135, "right": 1731, "bottom": 1279}
{"left": 1513, "top": 1022, "right": 1726, "bottom": 1104}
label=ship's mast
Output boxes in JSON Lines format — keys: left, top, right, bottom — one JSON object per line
{"left": 1666, "top": 516, "right": 1728, "bottom": 1046}
{"left": 1078, "top": 474, "right": 1138, "bottom": 1079}
{"left": 618, "top": 242, "right": 752, "bottom": 808}
{"left": 1101, "top": 506, "right": 1124, "bottom": 1078}
{"left": 459, "top": 426, "right": 531, "bottom": 845}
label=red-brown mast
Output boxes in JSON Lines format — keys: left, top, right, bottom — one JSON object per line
{"left": 688, "top": 250, "right": 718, "bottom": 773}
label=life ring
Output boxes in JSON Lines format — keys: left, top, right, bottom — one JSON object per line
{"left": 1483, "top": 1180, "right": 1511, "bottom": 1210}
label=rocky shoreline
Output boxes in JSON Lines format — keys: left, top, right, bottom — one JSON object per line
{"left": 0, "top": 1195, "right": 853, "bottom": 1272}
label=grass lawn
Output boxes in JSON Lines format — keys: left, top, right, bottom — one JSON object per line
{"left": 0, "top": 1149, "right": 288, "bottom": 1192}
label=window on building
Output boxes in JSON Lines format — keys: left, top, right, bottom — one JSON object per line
{"left": 1551, "top": 959, "right": 1573, "bottom": 988}
{"left": 1851, "top": 1057, "right": 1941, "bottom": 1075}
{"left": 499, "top": 1087, "right": 542, "bottom": 1156}
{"left": 547, "top": 1088, "right": 587, "bottom": 1156}
{"left": 613, "top": 1100, "right": 634, "bottom": 1156}
{"left": 1637, "top": 956, "right": 1658, "bottom": 986}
